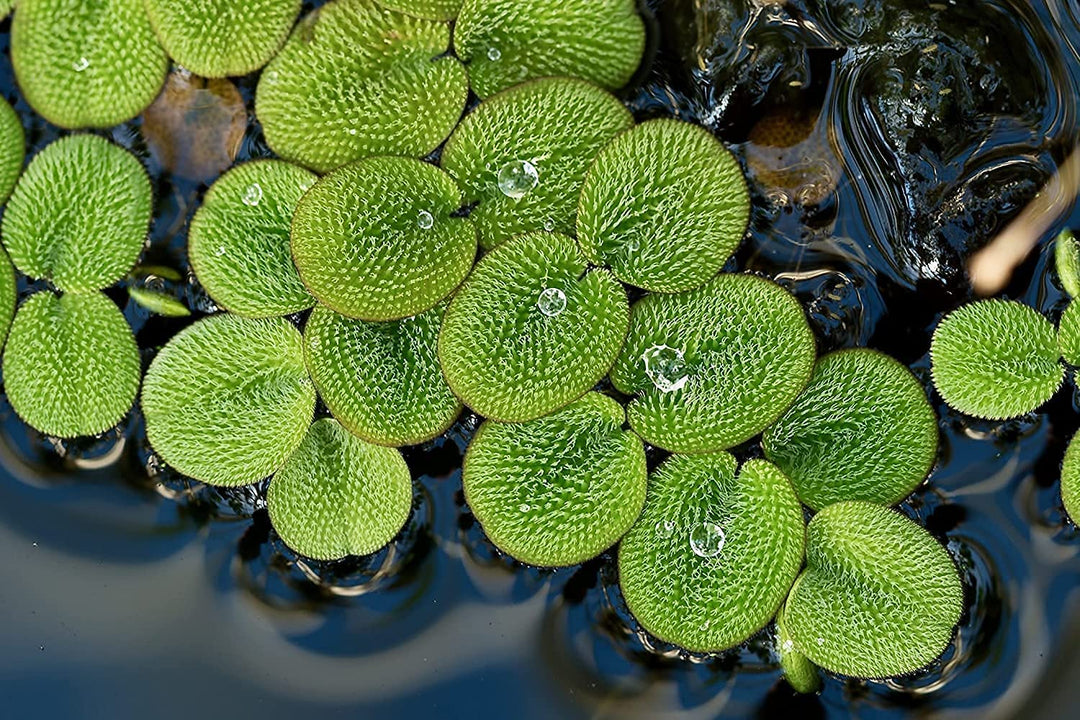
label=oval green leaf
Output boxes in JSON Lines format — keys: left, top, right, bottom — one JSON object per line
{"left": 144, "top": 0, "right": 302, "bottom": 78}
{"left": 268, "top": 418, "right": 413, "bottom": 560}
{"left": 440, "top": 231, "right": 629, "bottom": 422}
{"left": 255, "top": 0, "right": 468, "bottom": 173}
{"left": 463, "top": 392, "right": 646, "bottom": 566}
{"left": 1055, "top": 228, "right": 1080, "bottom": 299}
{"left": 127, "top": 287, "right": 190, "bottom": 317}
{"left": 618, "top": 454, "right": 805, "bottom": 652}
{"left": 0, "top": 98, "right": 25, "bottom": 205}
{"left": 142, "top": 314, "right": 316, "bottom": 487}
{"left": 577, "top": 118, "right": 750, "bottom": 293}
{"left": 610, "top": 273, "right": 815, "bottom": 453}
{"left": 291, "top": 156, "right": 476, "bottom": 320}
{"left": 454, "top": 0, "right": 645, "bottom": 98}
{"left": 12, "top": 0, "right": 167, "bottom": 128}
{"left": 1062, "top": 430, "right": 1080, "bottom": 526}
{"left": 777, "top": 607, "right": 821, "bottom": 694}
{"left": 1059, "top": 299, "right": 1080, "bottom": 367}
{"left": 0, "top": 250, "right": 14, "bottom": 348}
{"left": 763, "top": 349, "right": 938, "bottom": 511}
{"left": 3, "top": 134, "right": 152, "bottom": 293}
{"left": 304, "top": 302, "right": 462, "bottom": 447}
{"left": 189, "top": 159, "right": 317, "bottom": 318}
{"left": 3, "top": 291, "right": 140, "bottom": 438}
{"left": 378, "top": 0, "right": 460, "bottom": 21}
{"left": 783, "top": 501, "right": 963, "bottom": 679}
{"left": 441, "top": 77, "right": 633, "bottom": 250}
{"left": 931, "top": 299, "right": 1063, "bottom": 419}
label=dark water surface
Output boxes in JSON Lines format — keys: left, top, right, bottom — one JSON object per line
{"left": 3, "top": 1, "right": 1080, "bottom": 718}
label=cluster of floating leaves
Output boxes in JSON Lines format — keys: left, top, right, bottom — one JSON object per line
{"left": 0, "top": 0, "right": 980, "bottom": 695}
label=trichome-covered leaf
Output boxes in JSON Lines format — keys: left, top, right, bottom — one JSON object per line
{"left": 931, "top": 299, "right": 1062, "bottom": 419}
{"left": 144, "top": 0, "right": 302, "bottom": 78}
{"left": 577, "top": 119, "right": 750, "bottom": 293}
{"left": 610, "top": 273, "right": 815, "bottom": 453}
{"left": 141, "top": 314, "right": 316, "bottom": 487}
{"left": 1062, "top": 431, "right": 1080, "bottom": 526}
{"left": 12, "top": 0, "right": 167, "bottom": 128}
{"left": 377, "top": 0, "right": 460, "bottom": 21}
{"left": 439, "top": 231, "right": 628, "bottom": 422}
{"left": 291, "top": 156, "right": 476, "bottom": 320}
{"left": 454, "top": 0, "right": 645, "bottom": 98}
{"left": 3, "top": 291, "right": 140, "bottom": 438}
{"left": 777, "top": 607, "right": 821, "bottom": 694}
{"left": 255, "top": 0, "right": 468, "bottom": 172}
{"left": 441, "top": 77, "right": 633, "bottom": 250}
{"left": 763, "top": 349, "right": 938, "bottom": 510}
{"left": 127, "top": 287, "right": 190, "bottom": 317}
{"left": 0, "top": 250, "right": 14, "bottom": 347}
{"left": 189, "top": 159, "right": 316, "bottom": 317}
{"left": 618, "top": 454, "right": 805, "bottom": 652}
{"left": 463, "top": 392, "right": 646, "bottom": 566}
{"left": 267, "top": 418, "right": 412, "bottom": 560}
{"left": 304, "top": 303, "right": 461, "bottom": 447}
{"left": 3, "top": 134, "right": 152, "bottom": 293}
{"left": 0, "top": 98, "right": 24, "bottom": 205}
{"left": 783, "top": 501, "right": 963, "bottom": 679}
{"left": 1055, "top": 228, "right": 1080, "bottom": 299}
{"left": 1059, "top": 299, "right": 1080, "bottom": 367}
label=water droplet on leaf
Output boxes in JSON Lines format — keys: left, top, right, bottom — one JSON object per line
{"left": 655, "top": 519, "right": 676, "bottom": 537}
{"left": 641, "top": 344, "right": 688, "bottom": 393}
{"left": 497, "top": 159, "right": 539, "bottom": 199}
{"left": 689, "top": 521, "right": 725, "bottom": 558}
{"left": 519, "top": 503, "right": 530, "bottom": 513}
{"left": 487, "top": 47, "right": 501, "bottom": 61}
{"left": 417, "top": 209, "right": 434, "bottom": 229}
{"left": 242, "top": 183, "right": 263, "bottom": 207}
{"left": 73, "top": 57, "right": 90, "bottom": 72}
{"left": 537, "top": 287, "right": 566, "bottom": 317}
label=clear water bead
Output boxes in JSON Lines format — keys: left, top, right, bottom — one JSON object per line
{"left": 73, "top": 57, "right": 90, "bottom": 72}
{"left": 543, "top": 218, "right": 556, "bottom": 232}
{"left": 519, "top": 503, "right": 530, "bottom": 513}
{"left": 641, "top": 344, "right": 688, "bottom": 393}
{"left": 654, "top": 519, "right": 676, "bottom": 537}
{"left": 487, "top": 47, "right": 502, "bottom": 61}
{"left": 242, "top": 183, "right": 263, "bottom": 207}
{"left": 537, "top": 287, "right": 566, "bottom": 317}
{"left": 417, "top": 210, "right": 434, "bottom": 229}
{"left": 689, "top": 522, "right": 726, "bottom": 558}
{"left": 497, "top": 159, "right": 539, "bottom": 199}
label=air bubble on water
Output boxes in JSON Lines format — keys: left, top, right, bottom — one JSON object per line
{"left": 537, "top": 287, "right": 566, "bottom": 317}
{"left": 497, "top": 159, "right": 539, "bottom": 199}
{"left": 487, "top": 47, "right": 501, "bottom": 61}
{"left": 642, "top": 344, "right": 688, "bottom": 393}
{"left": 689, "top": 521, "right": 725, "bottom": 558}
{"left": 73, "top": 57, "right": 90, "bottom": 72}
{"left": 417, "top": 210, "right": 434, "bottom": 230}
{"left": 242, "top": 183, "right": 263, "bottom": 207}
{"left": 655, "top": 519, "right": 676, "bottom": 537}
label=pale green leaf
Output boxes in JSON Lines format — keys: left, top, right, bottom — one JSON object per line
{"left": 377, "top": 0, "right": 460, "bottom": 21}
{"left": 777, "top": 607, "right": 821, "bottom": 694}
{"left": 1055, "top": 228, "right": 1080, "bottom": 299}
{"left": 0, "top": 98, "right": 24, "bottom": 205}
{"left": 127, "top": 287, "right": 190, "bottom": 317}
{"left": 1059, "top": 299, "right": 1080, "bottom": 367}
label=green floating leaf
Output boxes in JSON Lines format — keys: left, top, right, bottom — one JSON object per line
{"left": 618, "top": 454, "right": 805, "bottom": 652}
{"left": 1059, "top": 299, "right": 1080, "bottom": 367}
{"left": 255, "top": 0, "right": 468, "bottom": 173}
{"left": 1055, "top": 228, "right": 1080, "bottom": 299}
{"left": 304, "top": 303, "right": 461, "bottom": 446}
{"left": 577, "top": 119, "right": 750, "bottom": 293}
{"left": 0, "top": 98, "right": 25, "bottom": 205}
{"left": 3, "top": 291, "right": 140, "bottom": 437}
{"left": 777, "top": 608, "right": 821, "bottom": 694}
{"left": 132, "top": 264, "right": 183, "bottom": 282}
{"left": 441, "top": 77, "right": 633, "bottom": 251}
{"left": 763, "top": 349, "right": 938, "bottom": 511}
{"left": 783, "top": 501, "right": 963, "bottom": 679}
{"left": 144, "top": 0, "right": 302, "bottom": 78}
{"left": 268, "top": 418, "right": 412, "bottom": 560}
{"left": 610, "top": 273, "right": 815, "bottom": 453}
{"left": 0, "top": 0, "right": 13, "bottom": 19}
{"left": 1061, "top": 430, "right": 1080, "bottom": 525}
{"left": 142, "top": 314, "right": 316, "bottom": 487}
{"left": 454, "top": 0, "right": 645, "bottom": 98}
{"left": 0, "top": 250, "right": 14, "bottom": 347}
{"left": 127, "top": 287, "right": 190, "bottom": 317}
{"left": 3, "top": 135, "right": 152, "bottom": 293}
{"left": 189, "top": 160, "right": 316, "bottom": 318}
{"left": 931, "top": 299, "right": 1063, "bottom": 420}
{"left": 463, "top": 392, "right": 646, "bottom": 566}
{"left": 439, "top": 231, "right": 628, "bottom": 422}
{"left": 377, "top": 0, "right": 460, "bottom": 21}
{"left": 12, "top": 0, "right": 167, "bottom": 128}
{"left": 292, "top": 156, "right": 476, "bottom": 320}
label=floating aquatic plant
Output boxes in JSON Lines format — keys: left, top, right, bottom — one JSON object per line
{"left": 0, "top": 251, "right": 14, "bottom": 347}
{"left": 463, "top": 392, "right": 646, "bottom": 566}
{"left": 1055, "top": 228, "right": 1080, "bottom": 299}
{"left": 439, "top": 231, "right": 628, "bottom": 422}
{"left": 267, "top": 418, "right": 413, "bottom": 560}
{"left": 188, "top": 160, "right": 316, "bottom": 318}
{"left": 931, "top": 299, "right": 1063, "bottom": 419}
{"left": 12, "top": 0, "right": 167, "bottom": 128}
{"left": 782, "top": 501, "right": 963, "bottom": 680}
{"left": 1059, "top": 300, "right": 1080, "bottom": 367}
{"left": 609, "top": 273, "right": 815, "bottom": 453}
{"left": 377, "top": 0, "right": 460, "bottom": 21}
{"left": 2, "top": 134, "right": 152, "bottom": 293}
{"left": 441, "top": 77, "right": 633, "bottom": 250}
{"left": 3, "top": 291, "right": 140, "bottom": 438}
{"left": 0, "top": 98, "right": 24, "bottom": 205}
{"left": 255, "top": 0, "right": 468, "bottom": 173}
{"left": 1062, "top": 431, "right": 1080, "bottom": 525}
{"left": 763, "top": 349, "right": 938, "bottom": 510}
{"left": 454, "top": 0, "right": 645, "bottom": 99}
{"left": 143, "top": 0, "right": 302, "bottom": 78}
{"left": 141, "top": 314, "right": 316, "bottom": 487}
{"left": 127, "top": 287, "right": 190, "bottom": 317}
{"left": 577, "top": 119, "right": 750, "bottom": 293}
{"left": 618, "top": 453, "right": 805, "bottom": 653}
{"left": 776, "top": 607, "right": 821, "bottom": 694}
{"left": 304, "top": 303, "right": 461, "bottom": 447}
{"left": 291, "top": 156, "right": 476, "bottom": 321}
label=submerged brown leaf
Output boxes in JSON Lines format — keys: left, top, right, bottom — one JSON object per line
{"left": 745, "top": 104, "right": 841, "bottom": 207}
